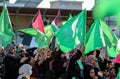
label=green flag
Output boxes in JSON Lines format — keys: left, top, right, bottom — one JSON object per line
{"left": 35, "top": 25, "right": 55, "bottom": 49}
{"left": 117, "top": 39, "right": 120, "bottom": 53}
{"left": 68, "top": 14, "right": 72, "bottom": 21}
{"left": 33, "top": 25, "right": 55, "bottom": 49}
{"left": 100, "top": 20, "right": 118, "bottom": 47}
{"left": 101, "top": 20, "right": 118, "bottom": 58}
{"left": 35, "top": 31, "right": 47, "bottom": 48}
{"left": 19, "top": 28, "right": 38, "bottom": 36}
{"left": 83, "top": 19, "right": 105, "bottom": 55}
{"left": 83, "top": 19, "right": 118, "bottom": 55}
{"left": 93, "top": 0, "right": 120, "bottom": 19}
{"left": 93, "top": 0, "right": 120, "bottom": 25}
{"left": 116, "top": 68, "right": 120, "bottom": 79}
{"left": 0, "top": 1, "right": 14, "bottom": 47}
{"left": 44, "top": 25, "right": 55, "bottom": 40}
{"left": 49, "top": 14, "right": 73, "bottom": 50}
{"left": 107, "top": 46, "right": 119, "bottom": 58}
{"left": 55, "top": 9, "right": 86, "bottom": 53}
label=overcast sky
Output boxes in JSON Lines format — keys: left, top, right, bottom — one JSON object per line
{"left": 9, "top": 0, "right": 95, "bottom": 10}
{"left": 37, "top": 0, "right": 95, "bottom": 10}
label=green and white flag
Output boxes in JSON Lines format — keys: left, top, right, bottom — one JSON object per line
{"left": 83, "top": 19, "right": 118, "bottom": 56}
{"left": 55, "top": 9, "right": 86, "bottom": 53}
{"left": 0, "top": 0, "right": 14, "bottom": 47}
{"left": 83, "top": 19, "right": 105, "bottom": 55}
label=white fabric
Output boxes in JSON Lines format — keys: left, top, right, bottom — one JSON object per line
{"left": 18, "top": 64, "right": 32, "bottom": 79}
{"left": 30, "top": 37, "right": 38, "bottom": 48}
{"left": 17, "top": 74, "right": 26, "bottom": 79}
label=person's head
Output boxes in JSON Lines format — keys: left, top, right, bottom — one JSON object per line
{"left": 89, "top": 68, "right": 98, "bottom": 79}
{"left": 18, "top": 64, "right": 32, "bottom": 79}
{"left": 86, "top": 55, "right": 97, "bottom": 67}
{"left": 110, "top": 67, "right": 116, "bottom": 76}
{"left": 86, "top": 67, "right": 96, "bottom": 79}
{"left": 95, "top": 50, "right": 100, "bottom": 58}
{"left": 38, "top": 49, "right": 47, "bottom": 60}
{"left": 0, "top": 46, "right": 4, "bottom": 55}
{"left": 106, "top": 60, "right": 113, "bottom": 69}
{"left": 60, "top": 53, "right": 66, "bottom": 59}
{"left": 47, "top": 51, "right": 52, "bottom": 58}
{"left": 90, "top": 68, "right": 96, "bottom": 78}
{"left": 76, "top": 49, "right": 82, "bottom": 55}
{"left": 16, "top": 46, "right": 26, "bottom": 57}
{"left": 9, "top": 44, "right": 16, "bottom": 54}
{"left": 24, "top": 56, "right": 34, "bottom": 65}
{"left": 17, "top": 44, "right": 25, "bottom": 51}
{"left": 103, "top": 69, "right": 109, "bottom": 76}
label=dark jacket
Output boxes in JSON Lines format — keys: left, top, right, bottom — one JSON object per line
{"left": 3, "top": 54, "right": 21, "bottom": 79}
{"left": 67, "top": 50, "right": 83, "bottom": 79}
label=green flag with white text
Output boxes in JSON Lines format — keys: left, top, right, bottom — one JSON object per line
{"left": 55, "top": 9, "right": 86, "bottom": 53}
{"left": 83, "top": 19, "right": 118, "bottom": 56}
{"left": 83, "top": 19, "right": 105, "bottom": 55}
{"left": 101, "top": 20, "right": 118, "bottom": 58}
{"left": 100, "top": 20, "right": 118, "bottom": 47}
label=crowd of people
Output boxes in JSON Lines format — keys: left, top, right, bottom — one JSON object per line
{"left": 0, "top": 43, "right": 120, "bottom": 79}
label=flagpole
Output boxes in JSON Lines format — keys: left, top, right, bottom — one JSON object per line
{"left": 15, "top": 8, "right": 19, "bottom": 44}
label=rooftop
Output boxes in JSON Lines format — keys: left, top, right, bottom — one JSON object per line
{"left": 0, "top": 6, "right": 93, "bottom": 18}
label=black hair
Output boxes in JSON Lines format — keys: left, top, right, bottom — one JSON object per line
{"left": 22, "top": 76, "right": 27, "bottom": 79}
{"left": 96, "top": 50, "right": 100, "bottom": 58}
{"left": 115, "top": 63, "right": 120, "bottom": 76}
{"left": 24, "top": 56, "right": 32, "bottom": 64}
{"left": 84, "top": 67, "right": 94, "bottom": 79}
{"left": 87, "top": 50, "right": 94, "bottom": 56}
{"left": 107, "top": 60, "right": 112, "bottom": 65}
{"left": 76, "top": 49, "right": 82, "bottom": 55}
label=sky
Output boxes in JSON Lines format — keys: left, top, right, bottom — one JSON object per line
{"left": 9, "top": 0, "right": 17, "bottom": 4}
{"left": 37, "top": 0, "right": 95, "bottom": 10}
{"left": 82, "top": 0, "right": 95, "bottom": 10}
{"left": 9, "top": 0, "right": 95, "bottom": 10}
